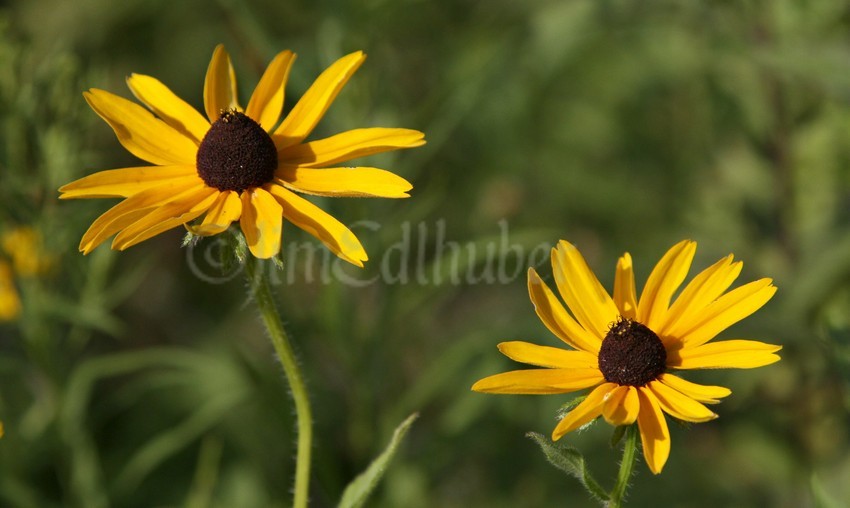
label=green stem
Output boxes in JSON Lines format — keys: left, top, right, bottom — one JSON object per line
{"left": 245, "top": 257, "right": 312, "bottom": 508}
{"left": 607, "top": 425, "right": 638, "bottom": 508}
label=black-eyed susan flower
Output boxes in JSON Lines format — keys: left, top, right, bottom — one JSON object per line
{"left": 472, "top": 240, "right": 780, "bottom": 474}
{"left": 60, "top": 45, "right": 425, "bottom": 263}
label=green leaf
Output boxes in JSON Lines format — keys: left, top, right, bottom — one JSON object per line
{"left": 527, "top": 432, "right": 609, "bottom": 504}
{"left": 338, "top": 413, "right": 419, "bottom": 508}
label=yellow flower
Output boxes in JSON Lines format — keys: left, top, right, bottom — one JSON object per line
{"left": 472, "top": 240, "right": 781, "bottom": 474}
{"left": 0, "top": 260, "right": 21, "bottom": 322}
{"left": 2, "top": 226, "right": 52, "bottom": 276}
{"left": 60, "top": 45, "right": 425, "bottom": 263}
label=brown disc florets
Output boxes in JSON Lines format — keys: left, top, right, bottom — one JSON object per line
{"left": 597, "top": 318, "right": 667, "bottom": 387}
{"left": 196, "top": 110, "right": 278, "bottom": 192}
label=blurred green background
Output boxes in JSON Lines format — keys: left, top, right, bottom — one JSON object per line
{"left": 2, "top": 0, "right": 850, "bottom": 506}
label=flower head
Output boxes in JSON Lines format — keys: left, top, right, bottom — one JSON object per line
{"left": 60, "top": 45, "right": 425, "bottom": 263}
{"left": 0, "top": 226, "right": 53, "bottom": 322}
{"left": 472, "top": 240, "right": 780, "bottom": 474}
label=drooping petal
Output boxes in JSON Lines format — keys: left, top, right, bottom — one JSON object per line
{"left": 78, "top": 176, "right": 202, "bottom": 253}
{"left": 204, "top": 44, "right": 239, "bottom": 122}
{"left": 602, "top": 385, "right": 640, "bottom": 426}
{"left": 84, "top": 89, "right": 198, "bottom": 166}
{"left": 657, "top": 373, "right": 731, "bottom": 404}
{"left": 661, "top": 255, "right": 742, "bottom": 339}
{"left": 636, "top": 240, "right": 696, "bottom": 331}
{"left": 126, "top": 73, "right": 211, "bottom": 144}
{"left": 240, "top": 187, "right": 284, "bottom": 259}
{"left": 111, "top": 186, "right": 219, "bottom": 250}
{"left": 274, "top": 51, "right": 366, "bottom": 148}
{"left": 266, "top": 184, "right": 367, "bottom": 267}
{"left": 275, "top": 167, "right": 412, "bottom": 198}
{"left": 636, "top": 387, "right": 670, "bottom": 474}
{"left": 497, "top": 341, "right": 599, "bottom": 369}
{"left": 676, "top": 279, "right": 777, "bottom": 348}
{"left": 245, "top": 50, "right": 296, "bottom": 131}
{"left": 527, "top": 268, "right": 602, "bottom": 353}
{"left": 187, "top": 190, "right": 242, "bottom": 236}
{"left": 552, "top": 241, "right": 620, "bottom": 339}
{"left": 613, "top": 252, "right": 637, "bottom": 319}
{"left": 277, "top": 128, "right": 426, "bottom": 168}
{"left": 551, "top": 383, "right": 615, "bottom": 439}
{"left": 472, "top": 368, "right": 604, "bottom": 395}
{"left": 646, "top": 380, "right": 717, "bottom": 423}
{"left": 669, "top": 340, "right": 781, "bottom": 370}
{"left": 59, "top": 165, "right": 198, "bottom": 199}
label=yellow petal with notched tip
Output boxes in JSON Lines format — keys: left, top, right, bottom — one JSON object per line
{"left": 275, "top": 167, "right": 412, "bottom": 198}
{"left": 527, "top": 268, "right": 602, "bottom": 353}
{"left": 670, "top": 339, "right": 781, "bottom": 370}
{"left": 204, "top": 44, "right": 239, "bottom": 122}
{"left": 552, "top": 241, "right": 620, "bottom": 339}
{"left": 274, "top": 51, "right": 366, "bottom": 148}
{"left": 636, "top": 240, "right": 696, "bottom": 332}
{"left": 246, "top": 50, "right": 296, "bottom": 131}
{"left": 657, "top": 373, "right": 731, "bottom": 404}
{"left": 84, "top": 89, "right": 198, "bottom": 166}
{"left": 496, "top": 341, "right": 599, "bottom": 369}
{"left": 126, "top": 73, "right": 210, "bottom": 144}
{"left": 602, "top": 385, "right": 640, "bottom": 426}
{"left": 111, "top": 186, "right": 218, "bottom": 250}
{"left": 59, "top": 165, "right": 198, "bottom": 199}
{"left": 552, "top": 383, "right": 614, "bottom": 439}
{"left": 277, "top": 127, "right": 425, "bottom": 168}
{"left": 636, "top": 387, "right": 670, "bottom": 474}
{"left": 267, "top": 184, "right": 367, "bottom": 267}
{"left": 472, "top": 368, "right": 604, "bottom": 395}
{"left": 240, "top": 187, "right": 283, "bottom": 259}
{"left": 646, "top": 380, "right": 717, "bottom": 423}
{"left": 188, "top": 190, "right": 242, "bottom": 236}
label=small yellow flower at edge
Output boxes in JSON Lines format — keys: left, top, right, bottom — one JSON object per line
{"left": 59, "top": 45, "right": 425, "bottom": 264}
{"left": 472, "top": 240, "right": 781, "bottom": 474}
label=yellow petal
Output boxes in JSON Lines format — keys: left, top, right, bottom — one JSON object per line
{"left": 188, "top": 190, "right": 242, "bottom": 236}
{"left": 266, "top": 184, "right": 367, "bottom": 267}
{"left": 552, "top": 241, "right": 620, "bottom": 339}
{"left": 646, "top": 380, "right": 717, "bottom": 423}
{"left": 59, "top": 165, "right": 198, "bottom": 199}
{"left": 78, "top": 176, "right": 201, "bottom": 253}
{"left": 112, "top": 186, "right": 219, "bottom": 250}
{"left": 636, "top": 240, "right": 696, "bottom": 331}
{"left": 240, "top": 188, "right": 283, "bottom": 259}
{"left": 677, "top": 279, "right": 777, "bottom": 348}
{"left": 552, "top": 382, "right": 615, "bottom": 439}
{"left": 126, "top": 73, "right": 210, "bottom": 144}
{"left": 204, "top": 44, "right": 239, "bottom": 122}
{"left": 472, "top": 368, "right": 604, "bottom": 395}
{"left": 670, "top": 340, "right": 782, "bottom": 370}
{"left": 602, "top": 386, "right": 640, "bottom": 426}
{"left": 275, "top": 167, "right": 412, "bottom": 198}
{"left": 277, "top": 128, "right": 426, "bottom": 168}
{"left": 497, "top": 341, "right": 599, "bottom": 369}
{"left": 613, "top": 252, "right": 637, "bottom": 319}
{"left": 527, "top": 268, "right": 602, "bottom": 353}
{"left": 636, "top": 387, "right": 670, "bottom": 474}
{"left": 84, "top": 89, "right": 198, "bottom": 166}
{"left": 245, "top": 50, "right": 296, "bottom": 130}
{"left": 657, "top": 373, "right": 731, "bottom": 404}
{"left": 661, "top": 255, "right": 742, "bottom": 338}
{"left": 274, "top": 51, "right": 366, "bottom": 148}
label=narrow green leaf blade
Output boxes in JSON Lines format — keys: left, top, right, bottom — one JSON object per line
{"left": 338, "top": 413, "right": 419, "bottom": 508}
{"left": 527, "top": 432, "right": 609, "bottom": 503}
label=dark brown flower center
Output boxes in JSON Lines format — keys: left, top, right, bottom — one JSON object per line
{"left": 196, "top": 110, "right": 278, "bottom": 192}
{"left": 597, "top": 318, "right": 667, "bottom": 387}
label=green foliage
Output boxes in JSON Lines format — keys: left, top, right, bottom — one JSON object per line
{"left": 1, "top": 0, "right": 850, "bottom": 506}
{"left": 338, "top": 413, "right": 418, "bottom": 508}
